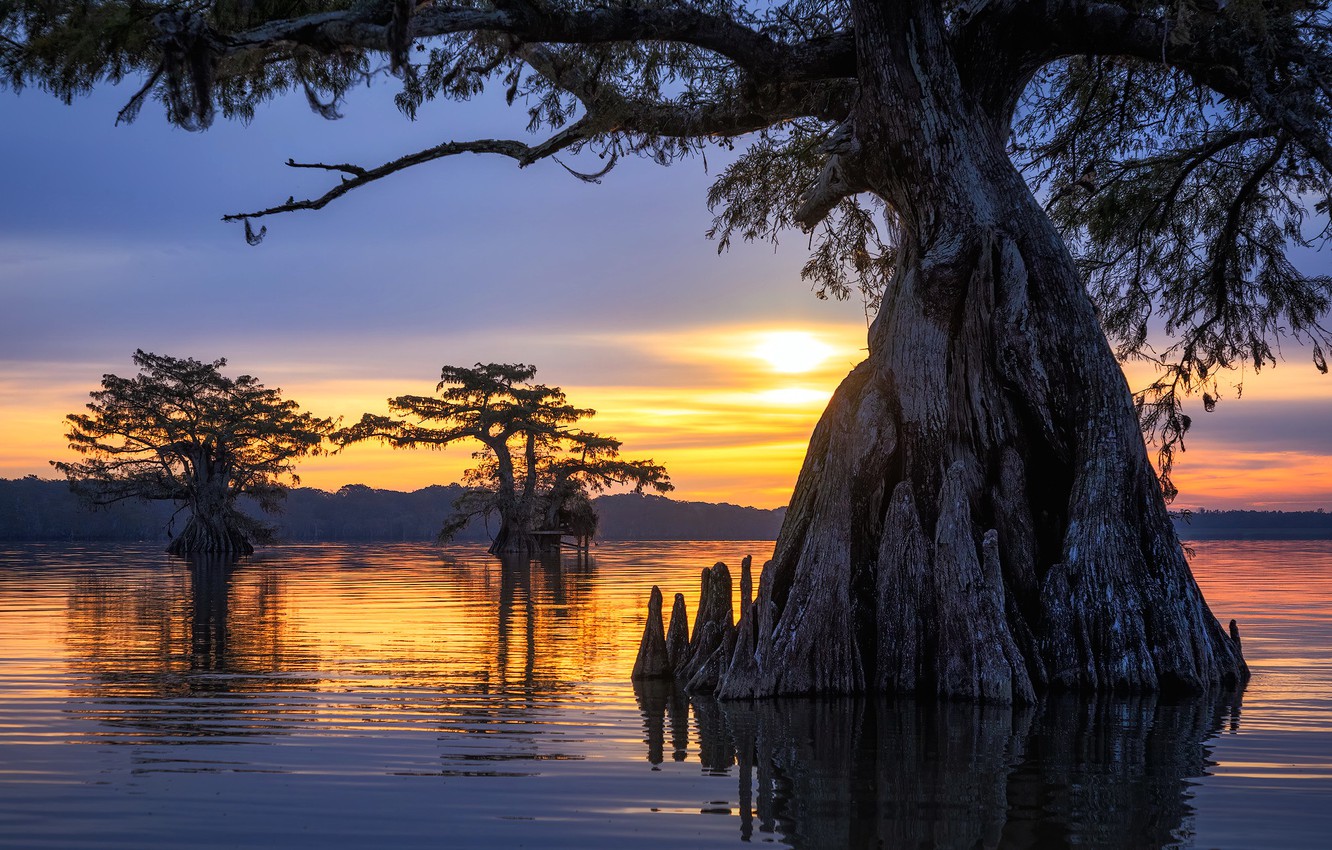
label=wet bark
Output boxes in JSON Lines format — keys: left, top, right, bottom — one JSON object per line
{"left": 488, "top": 504, "right": 562, "bottom": 557}
{"left": 488, "top": 515, "right": 538, "bottom": 557}
{"left": 681, "top": 561, "right": 735, "bottom": 692}
{"left": 665, "top": 592, "right": 690, "bottom": 672}
{"left": 168, "top": 513, "right": 254, "bottom": 556}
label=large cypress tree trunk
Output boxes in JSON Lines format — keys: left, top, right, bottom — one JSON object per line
{"left": 486, "top": 450, "right": 563, "bottom": 557}
{"left": 168, "top": 514, "right": 253, "bottom": 555}
{"left": 489, "top": 500, "right": 557, "bottom": 557}
{"left": 713, "top": 0, "right": 1247, "bottom": 700}
{"left": 167, "top": 480, "right": 253, "bottom": 556}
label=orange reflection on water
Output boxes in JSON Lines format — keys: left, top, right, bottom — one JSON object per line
{"left": 0, "top": 542, "right": 773, "bottom": 744}
{"left": 1187, "top": 540, "right": 1332, "bottom": 742}
{"left": 1, "top": 540, "right": 1331, "bottom": 848}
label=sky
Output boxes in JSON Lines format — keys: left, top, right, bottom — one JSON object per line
{"left": 1, "top": 76, "right": 1330, "bottom": 510}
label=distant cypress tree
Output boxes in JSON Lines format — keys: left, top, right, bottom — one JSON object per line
{"left": 53, "top": 351, "right": 334, "bottom": 556}
{"left": 337, "top": 363, "right": 670, "bottom": 555}
{"left": 16, "top": 0, "right": 1326, "bottom": 694}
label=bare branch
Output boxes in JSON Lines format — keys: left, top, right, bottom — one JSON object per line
{"left": 115, "top": 66, "right": 163, "bottom": 126}
{"left": 224, "top": 32, "right": 850, "bottom": 226}
{"left": 286, "top": 159, "right": 367, "bottom": 177}
{"left": 222, "top": 127, "right": 589, "bottom": 221}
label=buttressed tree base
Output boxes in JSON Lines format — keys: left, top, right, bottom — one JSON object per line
{"left": 15, "top": 0, "right": 1332, "bottom": 698}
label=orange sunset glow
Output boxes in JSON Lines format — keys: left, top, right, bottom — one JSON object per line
{"left": 7, "top": 4, "right": 1332, "bottom": 845}
{"left": 3, "top": 323, "right": 1328, "bottom": 510}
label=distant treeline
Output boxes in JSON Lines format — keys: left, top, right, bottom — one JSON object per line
{"left": 1174, "top": 508, "right": 1332, "bottom": 539}
{"left": 0, "top": 478, "right": 786, "bottom": 543}
{"left": 6, "top": 476, "right": 1327, "bottom": 543}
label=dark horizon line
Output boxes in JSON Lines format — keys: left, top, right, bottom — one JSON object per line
{"left": 3, "top": 475, "right": 789, "bottom": 513}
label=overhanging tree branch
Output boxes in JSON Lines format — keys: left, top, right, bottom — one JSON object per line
{"left": 1030, "top": 0, "right": 1332, "bottom": 178}
{"left": 222, "top": 123, "right": 596, "bottom": 222}
{"left": 225, "top": 56, "right": 849, "bottom": 224}
{"left": 218, "top": 3, "right": 854, "bottom": 83}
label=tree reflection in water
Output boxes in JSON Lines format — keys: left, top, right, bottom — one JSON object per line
{"left": 188, "top": 556, "right": 232, "bottom": 672}
{"left": 465, "top": 551, "right": 590, "bottom": 700}
{"left": 62, "top": 555, "right": 319, "bottom": 740}
{"left": 495, "top": 553, "right": 577, "bottom": 700}
{"left": 60, "top": 550, "right": 596, "bottom": 768}
{"left": 635, "top": 683, "right": 1242, "bottom": 848}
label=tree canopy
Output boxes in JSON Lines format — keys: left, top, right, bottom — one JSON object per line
{"left": 336, "top": 362, "right": 671, "bottom": 553}
{"left": 9, "top": 0, "right": 1312, "bottom": 697}
{"left": 53, "top": 350, "right": 335, "bottom": 555}
{"left": 5, "top": 0, "right": 1329, "bottom": 490}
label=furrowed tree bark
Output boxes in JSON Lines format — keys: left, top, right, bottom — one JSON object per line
{"left": 682, "top": 562, "right": 735, "bottom": 692}
{"left": 632, "top": 585, "right": 671, "bottom": 680}
{"left": 708, "top": 0, "right": 1247, "bottom": 701}
{"left": 665, "top": 592, "right": 690, "bottom": 672}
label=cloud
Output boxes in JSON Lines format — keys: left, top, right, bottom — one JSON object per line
{"left": 1181, "top": 400, "right": 1332, "bottom": 454}
{"left": 5, "top": 78, "right": 1329, "bottom": 511}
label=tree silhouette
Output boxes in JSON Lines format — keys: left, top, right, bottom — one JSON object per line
{"left": 11, "top": 0, "right": 1322, "bottom": 695}
{"left": 337, "top": 363, "right": 670, "bottom": 555}
{"left": 53, "top": 350, "right": 334, "bottom": 555}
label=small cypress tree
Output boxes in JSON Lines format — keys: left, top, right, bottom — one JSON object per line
{"left": 54, "top": 350, "right": 334, "bottom": 556}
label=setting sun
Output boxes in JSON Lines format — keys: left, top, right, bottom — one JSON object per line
{"left": 753, "top": 331, "right": 836, "bottom": 373}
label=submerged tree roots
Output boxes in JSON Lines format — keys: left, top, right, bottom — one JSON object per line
{"left": 635, "top": 538, "right": 1247, "bottom": 703}
{"left": 166, "top": 515, "right": 256, "bottom": 557}
{"left": 634, "top": 228, "right": 1250, "bottom": 703}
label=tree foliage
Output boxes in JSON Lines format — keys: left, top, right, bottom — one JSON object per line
{"left": 336, "top": 362, "right": 671, "bottom": 551}
{"left": 1015, "top": 30, "right": 1332, "bottom": 494}
{"left": 5, "top": 0, "right": 1331, "bottom": 497}
{"left": 53, "top": 350, "right": 335, "bottom": 553}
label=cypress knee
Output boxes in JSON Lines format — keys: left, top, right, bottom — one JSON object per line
{"left": 632, "top": 585, "right": 671, "bottom": 680}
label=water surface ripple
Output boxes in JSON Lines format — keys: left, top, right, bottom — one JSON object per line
{"left": 0, "top": 540, "right": 1328, "bottom": 848}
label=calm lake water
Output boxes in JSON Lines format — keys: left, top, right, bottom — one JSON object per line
{"left": 0, "top": 539, "right": 1329, "bottom": 848}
